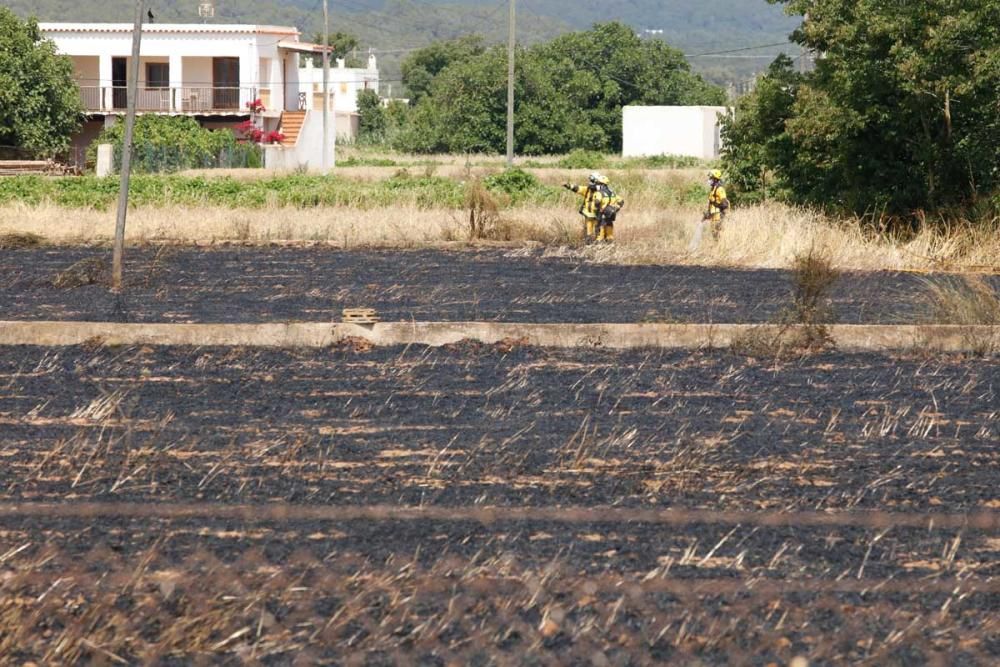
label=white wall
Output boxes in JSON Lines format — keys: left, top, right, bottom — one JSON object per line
{"left": 263, "top": 110, "right": 334, "bottom": 171}
{"left": 71, "top": 55, "right": 100, "bottom": 84}
{"left": 182, "top": 56, "right": 214, "bottom": 88}
{"left": 41, "top": 24, "right": 299, "bottom": 111}
{"left": 622, "top": 106, "right": 729, "bottom": 159}
{"left": 300, "top": 57, "right": 379, "bottom": 113}
{"left": 284, "top": 53, "right": 301, "bottom": 111}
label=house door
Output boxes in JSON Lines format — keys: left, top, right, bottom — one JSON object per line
{"left": 212, "top": 57, "right": 240, "bottom": 110}
{"left": 112, "top": 57, "right": 128, "bottom": 109}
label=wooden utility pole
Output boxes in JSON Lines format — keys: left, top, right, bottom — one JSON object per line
{"left": 322, "top": 0, "right": 331, "bottom": 173}
{"left": 505, "top": 0, "right": 515, "bottom": 167}
{"left": 112, "top": 0, "right": 144, "bottom": 291}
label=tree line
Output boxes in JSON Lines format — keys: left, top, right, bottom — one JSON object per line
{"left": 721, "top": 0, "right": 999, "bottom": 220}
{"left": 359, "top": 22, "right": 727, "bottom": 154}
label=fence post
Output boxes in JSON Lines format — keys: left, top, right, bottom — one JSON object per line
{"left": 96, "top": 144, "right": 114, "bottom": 177}
{"left": 112, "top": 0, "right": 144, "bottom": 292}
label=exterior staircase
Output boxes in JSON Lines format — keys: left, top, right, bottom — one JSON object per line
{"left": 278, "top": 111, "right": 306, "bottom": 147}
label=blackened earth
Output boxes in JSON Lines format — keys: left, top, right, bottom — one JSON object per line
{"left": 2, "top": 345, "right": 999, "bottom": 663}
{"left": 1, "top": 344, "right": 997, "bottom": 510}
{"left": 3, "top": 246, "right": 987, "bottom": 323}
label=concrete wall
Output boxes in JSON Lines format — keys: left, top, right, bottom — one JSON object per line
{"left": 71, "top": 55, "right": 100, "bottom": 84}
{"left": 622, "top": 106, "right": 729, "bottom": 159}
{"left": 70, "top": 120, "right": 105, "bottom": 168}
{"left": 295, "top": 109, "right": 325, "bottom": 168}
{"left": 300, "top": 57, "right": 379, "bottom": 113}
{"left": 262, "top": 110, "right": 334, "bottom": 170}
{"left": 2, "top": 320, "right": 996, "bottom": 354}
{"left": 336, "top": 112, "right": 360, "bottom": 141}
{"left": 283, "top": 53, "right": 300, "bottom": 111}
{"left": 182, "top": 56, "right": 214, "bottom": 89}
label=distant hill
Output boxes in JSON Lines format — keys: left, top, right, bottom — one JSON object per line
{"left": 6, "top": 0, "right": 801, "bottom": 86}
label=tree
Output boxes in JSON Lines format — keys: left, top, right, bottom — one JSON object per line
{"left": 720, "top": 55, "right": 801, "bottom": 202}
{"left": 536, "top": 22, "right": 726, "bottom": 152}
{"left": 395, "top": 23, "right": 726, "bottom": 154}
{"left": 311, "top": 31, "right": 362, "bottom": 67}
{"left": 357, "top": 89, "right": 387, "bottom": 143}
{"left": 743, "top": 0, "right": 1000, "bottom": 216}
{"left": 400, "top": 35, "right": 486, "bottom": 105}
{"left": 0, "top": 8, "right": 83, "bottom": 157}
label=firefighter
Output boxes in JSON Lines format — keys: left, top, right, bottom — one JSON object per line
{"left": 594, "top": 176, "right": 623, "bottom": 243}
{"left": 705, "top": 169, "right": 730, "bottom": 239}
{"left": 563, "top": 172, "right": 622, "bottom": 243}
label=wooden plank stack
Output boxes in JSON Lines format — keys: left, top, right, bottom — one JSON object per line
{"left": 341, "top": 308, "right": 380, "bottom": 324}
{"left": 0, "top": 160, "right": 78, "bottom": 176}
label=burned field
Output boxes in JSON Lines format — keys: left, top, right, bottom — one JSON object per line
{"left": 0, "top": 245, "right": 973, "bottom": 324}
{"left": 2, "top": 343, "right": 999, "bottom": 509}
{"left": 2, "top": 342, "right": 999, "bottom": 663}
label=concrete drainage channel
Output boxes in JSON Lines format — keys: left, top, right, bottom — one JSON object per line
{"left": 0, "top": 320, "right": 997, "bottom": 352}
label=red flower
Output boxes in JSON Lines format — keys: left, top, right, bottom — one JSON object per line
{"left": 246, "top": 98, "right": 266, "bottom": 113}
{"left": 264, "top": 130, "right": 286, "bottom": 144}
{"left": 234, "top": 120, "right": 264, "bottom": 143}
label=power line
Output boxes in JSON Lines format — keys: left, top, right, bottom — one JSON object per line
{"left": 689, "top": 54, "right": 789, "bottom": 59}
{"left": 684, "top": 41, "right": 790, "bottom": 57}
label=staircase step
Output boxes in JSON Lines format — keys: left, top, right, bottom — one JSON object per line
{"left": 276, "top": 110, "right": 307, "bottom": 146}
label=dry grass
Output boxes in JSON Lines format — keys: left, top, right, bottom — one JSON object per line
{"left": 175, "top": 164, "right": 703, "bottom": 187}
{"left": 0, "top": 202, "right": 574, "bottom": 248}
{"left": 915, "top": 275, "right": 1000, "bottom": 355}
{"left": 732, "top": 248, "right": 837, "bottom": 354}
{"left": 0, "top": 231, "right": 45, "bottom": 249}
{"left": 2, "top": 199, "right": 999, "bottom": 273}
{"left": 602, "top": 203, "right": 1000, "bottom": 272}
{"left": 50, "top": 257, "right": 109, "bottom": 289}
{"left": 919, "top": 275, "right": 1000, "bottom": 325}
{"left": 730, "top": 247, "right": 840, "bottom": 356}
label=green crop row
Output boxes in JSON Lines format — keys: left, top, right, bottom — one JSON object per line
{"left": 0, "top": 169, "right": 706, "bottom": 210}
{"left": 0, "top": 174, "right": 469, "bottom": 210}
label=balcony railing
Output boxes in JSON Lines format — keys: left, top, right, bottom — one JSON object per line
{"left": 78, "top": 86, "right": 257, "bottom": 113}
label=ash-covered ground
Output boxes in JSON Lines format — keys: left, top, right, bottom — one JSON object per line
{"left": 2, "top": 343, "right": 998, "bottom": 664}
{"left": 2, "top": 246, "right": 978, "bottom": 323}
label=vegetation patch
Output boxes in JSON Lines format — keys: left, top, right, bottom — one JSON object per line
{"left": 917, "top": 275, "right": 1000, "bottom": 356}
{"left": 51, "top": 257, "right": 108, "bottom": 288}
{"left": 0, "top": 231, "right": 44, "bottom": 249}
{"left": 732, "top": 247, "right": 840, "bottom": 356}
{"left": 93, "top": 115, "right": 261, "bottom": 173}
{"left": 555, "top": 149, "right": 606, "bottom": 170}
{"left": 0, "top": 173, "right": 469, "bottom": 210}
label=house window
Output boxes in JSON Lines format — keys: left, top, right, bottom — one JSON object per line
{"left": 147, "top": 63, "right": 169, "bottom": 88}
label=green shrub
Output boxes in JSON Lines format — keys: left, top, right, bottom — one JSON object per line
{"left": 483, "top": 168, "right": 561, "bottom": 205}
{"left": 92, "top": 116, "right": 261, "bottom": 174}
{"left": 617, "top": 154, "right": 703, "bottom": 169}
{"left": 556, "top": 149, "right": 606, "bottom": 169}
{"left": 339, "top": 156, "right": 398, "bottom": 167}
{"left": 483, "top": 168, "right": 539, "bottom": 194}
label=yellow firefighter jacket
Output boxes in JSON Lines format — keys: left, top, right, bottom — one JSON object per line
{"left": 569, "top": 185, "right": 601, "bottom": 219}
{"left": 571, "top": 184, "right": 622, "bottom": 219}
{"left": 707, "top": 184, "right": 729, "bottom": 222}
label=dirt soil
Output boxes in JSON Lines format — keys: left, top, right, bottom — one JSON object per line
{"left": 3, "top": 246, "right": 986, "bottom": 323}
{"left": 2, "top": 344, "right": 999, "bottom": 663}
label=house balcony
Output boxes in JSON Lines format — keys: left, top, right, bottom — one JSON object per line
{"left": 77, "top": 85, "right": 258, "bottom": 114}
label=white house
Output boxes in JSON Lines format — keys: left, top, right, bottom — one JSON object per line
{"left": 299, "top": 54, "right": 380, "bottom": 139}
{"left": 40, "top": 22, "right": 337, "bottom": 170}
{"left": 622, "top": 106, "right": 730, "bottom": 159}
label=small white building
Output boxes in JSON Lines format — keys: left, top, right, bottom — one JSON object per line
{"left": 39, "top": 22, "right": 338, "bottom": 170}
{"left": 299, "top": 54, "right": 379, "bottom": 140}
{"left": 622, "top": 106, "right": 730, "bottom": 159}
